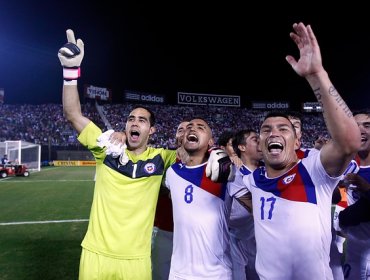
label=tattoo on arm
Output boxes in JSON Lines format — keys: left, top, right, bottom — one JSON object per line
{"left": 313, "top": 87, "right": 322, "bottom": 104}
{"left": 313, "top": 87, "right": 325, "bottom": 118}
{"left": 314, "top": 86, "right": 352, "bottom": 118}
{"left": 329, "top": 86, "right": 353, "bottom": 117}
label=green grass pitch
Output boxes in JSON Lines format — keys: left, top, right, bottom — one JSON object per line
{"left": 0, "top": 166, "right": 95, "bottom": 280}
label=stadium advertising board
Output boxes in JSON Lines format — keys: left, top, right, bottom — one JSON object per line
{"left": 252, "top": 101, "right": 290, "bottom": 110}
{"left": 302, "top": 102, "right": 323, "bottom": 112}
{"left": 85, "top": 85, "right": 112, "bottom": 101}
{"left": 178, "top": 92, "right": 240, "bottom": 107}
{"left": 124, "top": 90, "right": 165, "bottom": 104}
{"left": 53, "top": 160, "right": 96, "bottom": 166}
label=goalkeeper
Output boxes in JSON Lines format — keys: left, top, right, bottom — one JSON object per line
{"left": 58, "top": 29, "right": 232, "bottom": 280}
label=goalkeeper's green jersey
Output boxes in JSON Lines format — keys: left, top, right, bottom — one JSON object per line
{"left": 78, "top": 122, "right": 176, "bottom": 259}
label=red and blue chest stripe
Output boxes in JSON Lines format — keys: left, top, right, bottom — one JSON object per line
{"left": 172, "top": 162, "right": 227, "bottom": 200}
{"left": 296, "top": 148, "right": 311, "bottom": 159}
{"left": 252, "top": 162, "right": 317, "bottom": 204}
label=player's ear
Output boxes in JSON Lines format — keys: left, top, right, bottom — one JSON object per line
{"left": 149, "top": 126, "right": 156, "bottom": 135}
{"left": 294, "top": 138, "right": 300, "bottom": 150}
{"left": 208, "top": 138, "right": 215, "bottom": 148}
{"left": 297, "top": 138, "right": 302, "bottom": 148}
{"left": 238, "top": 144, "right": 246, "bottom": 152}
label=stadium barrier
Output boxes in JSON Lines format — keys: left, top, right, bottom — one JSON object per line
{"left": 53, "top": 160, "right": 96, "bottom": 166}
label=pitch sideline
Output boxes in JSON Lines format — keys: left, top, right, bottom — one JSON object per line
{"left": 0, "top": 219, "right": 89, "bottom": 226}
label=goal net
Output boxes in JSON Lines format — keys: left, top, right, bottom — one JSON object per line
{"left": 0, "top": 141, "right": 41, "bottom": 171}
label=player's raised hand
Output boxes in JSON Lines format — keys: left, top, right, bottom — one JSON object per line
{"left": 58, "top": 29, "right": 84, "bottom": 81}
{"left": 285, "top": 22, "right": 324, "bottom": 78}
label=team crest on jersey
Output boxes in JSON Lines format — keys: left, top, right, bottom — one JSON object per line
{"left": 144, "top": 162, "right": 156, "bottom": 174}
{"left": 282, "top": 173, "right": 296, "bottom": 184}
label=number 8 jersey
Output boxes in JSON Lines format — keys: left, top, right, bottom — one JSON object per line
{"left": 165, "top": 161, "right": 232, "bottom": 280}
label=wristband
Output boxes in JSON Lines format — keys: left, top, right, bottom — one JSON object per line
{"left": 63, "top": 80, "right": 77, "bottom": 86}
{"left": 63, "top": 67, "right": 81, "bottom": 80}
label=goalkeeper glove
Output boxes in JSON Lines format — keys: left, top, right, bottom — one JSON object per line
{"left": 206, "top": 147, "right": 234, "bottom": 183}
{"left": 58, "top": 29, "right": 84, "bottom": 81}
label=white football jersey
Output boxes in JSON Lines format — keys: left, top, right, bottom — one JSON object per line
{"left": 226, "top": 166, "right": 255, "bottom": 260}
{"left": 165, "top": 162, "right": 232, "bottom": 280}
{"left": 238, "top": 151, "right": 340, "bottom": 280}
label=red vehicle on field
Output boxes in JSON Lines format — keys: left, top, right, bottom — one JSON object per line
{"left": 0, "top": 164, "right": 30, "bottom": 178}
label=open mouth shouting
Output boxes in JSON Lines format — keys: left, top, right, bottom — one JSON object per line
{"left": 267, "top": 141, "right": 283, "bottom": 155}
{"left": 187, "top": 134, "right": 199, "bottom": 143}
{"left": 129, "top": 129, "right": 140, "bottom": 143}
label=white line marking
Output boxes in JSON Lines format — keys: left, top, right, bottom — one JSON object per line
{"left": 0, "top": 180, "right": 94, "bottom": 183}
{"left": 0, "top": 219, "right": 89, "bottom": 226}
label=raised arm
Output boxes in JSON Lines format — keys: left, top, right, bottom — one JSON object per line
{"left": 58, "top": 29, "right": 90, "bottom": 133}
{"left": 286, "top": 22, "right": 361, "bottom": 177}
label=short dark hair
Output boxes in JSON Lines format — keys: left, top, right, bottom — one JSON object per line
{"left": 191, "top": 116, "right": 209, "bottom": 124}
{"left": 284, "top": 110, "right": 303, "bottom": 132}
{"left": 353, "top": 110, "right": 370, "bottom": 118}
{"left": 263, "top": 111, "right": 291, "bottom": 122}
{"left": 132, "top": 105, "right": 156, "bottom": 127}
{"left": 217, "top": 130, "right": 235, "bottom": 147}
{"left": 232, "top": 129, "right": 257, "bottom": 157}
{"left": 262, "top": 111, "right": 297, "bottom": 137}
{"left": 284, "top": 110, "right": 303, "bottom": 121}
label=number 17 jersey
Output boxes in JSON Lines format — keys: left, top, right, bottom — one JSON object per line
{"left": 241, "top": 151, "right": 340, "bottom": 280}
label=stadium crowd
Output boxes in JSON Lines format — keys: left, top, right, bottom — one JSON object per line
{"left": 0, "top": 102, "right": 328, "bottom": 150}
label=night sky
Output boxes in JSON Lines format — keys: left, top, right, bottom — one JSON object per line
{"left": 1, "top": 3, "right": 370, "bottom": 110}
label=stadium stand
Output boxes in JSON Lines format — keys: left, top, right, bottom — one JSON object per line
{"left": 0, "top": 102, "right": 328, "bottom": 163}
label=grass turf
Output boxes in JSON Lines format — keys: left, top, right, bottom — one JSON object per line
{"left": 0, "top": 166, "right": 94, "bottom": 280}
